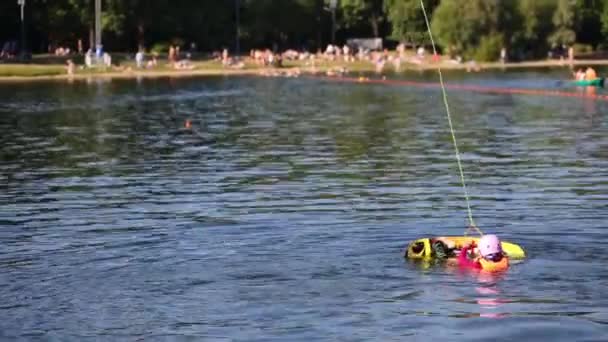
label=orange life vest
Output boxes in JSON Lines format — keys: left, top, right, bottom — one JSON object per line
{"left": 478, "top": 256, "right": 509, "bottom": 272}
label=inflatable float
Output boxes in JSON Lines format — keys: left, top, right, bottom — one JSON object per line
{"left": 572, "top": 77, "right": 605, "bottom": 87}
{"left": 404, "top": 236, "right": 526, "bottom": 260}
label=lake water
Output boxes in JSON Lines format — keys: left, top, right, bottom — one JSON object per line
{"left": 1, "top": 70, "right": 607, "bottom": 341}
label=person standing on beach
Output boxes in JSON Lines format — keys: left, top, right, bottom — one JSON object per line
{"left": 222, "top": 48, "right": 229, "bottom": 66}
{"left": 135, "top": 50, "right": 144, "bottom": 68}
{"left": 168, "top": 46, "right": 176, "bottom": 63}
{"left": 397, "top": 43, "right": 405, "bottom": 61}
{"left": 343, "top": 44, "right": 350, "bottom": 62}
{"left": 66, "top": 59, "right": 75, "bottom": 75}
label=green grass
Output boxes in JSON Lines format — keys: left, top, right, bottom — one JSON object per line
{"left": 0, "top": 64, "right": 65, "bottom": 77}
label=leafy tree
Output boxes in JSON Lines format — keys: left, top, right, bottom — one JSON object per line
{"left": 431, "top": 0, "right": 490, "bottom": 59}
{"left": 549, "top": 0, "right": 577, "bottom": 46}
{"left": 574, "top": 0, "right": 602, "bottom": 47}
{"left": 65, "top": 0, "right": 94, "bottom": 49}
{"left": 0, "top": 1, "right": 22, "bottom": 50}
{"left": 5, "top": 0, "right": 608, "bottom": 57}
{"left": 512, "top": 0, "right": 556, "bottom": 59}
{"left": 26, "top": 0, "right": 89, "bottom": 51}
{"left": 384, "top": 0, "right": 439, "bottom": 45}
{"left": 517, "top": 0, "right": 555, "bottom": 42}
{"left": 340, "top": 0, "right": 385, "bottom": 37}
{"left": 601, "top": 0, "right": 608, "bottom": 40}
{"left": 242, "top": 0, "right": 318, "bottom": 50}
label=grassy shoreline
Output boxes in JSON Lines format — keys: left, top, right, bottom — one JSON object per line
{"left": 1, "top": 56, "right": 606, "bottom": 82}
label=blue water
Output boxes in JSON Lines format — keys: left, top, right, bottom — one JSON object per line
{"left": 1, "top": 71, "right": 607, "bottom": 340}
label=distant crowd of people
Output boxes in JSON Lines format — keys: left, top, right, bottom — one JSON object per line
{"left": 242, "top": 42, "right": 443, "bottom": 74}
{"left": 11, "top": 36, "right": 593, "bottom": 81}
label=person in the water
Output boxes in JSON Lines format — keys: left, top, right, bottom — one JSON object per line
{"left": 585, "top": 66, "right": 598, "bottom": 81}
{"left": 430, "top": 237, "right": 456, "bottom": 259}
{"left": 458, "top": 234, "right": 509, "bottom": 272}
{"left": 573, "top": 68, "right": 585, "bottom": 81}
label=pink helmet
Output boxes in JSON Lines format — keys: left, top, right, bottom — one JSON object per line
{"left": 479, "top": 234, "right": 502, "bottom": 257}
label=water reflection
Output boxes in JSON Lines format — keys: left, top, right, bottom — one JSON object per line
{"left": 0, "top": 73, "right": 607, "bottom": 340}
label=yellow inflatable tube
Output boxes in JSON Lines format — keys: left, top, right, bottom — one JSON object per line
{"left": 405, "top": 236, "right": 526, "bottom": 260}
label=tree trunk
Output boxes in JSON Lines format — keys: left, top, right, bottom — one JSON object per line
{"left": 137, "top": 20, "right": 145, "bottom": 50}
{"left": 371, "top": 13, "right": 379, "bottom": 38}
{"left": 316, "top": 0, "right": 323, "bottom": 51}
{"left": 89, "top": 25, "right": 95, "bottom": 51}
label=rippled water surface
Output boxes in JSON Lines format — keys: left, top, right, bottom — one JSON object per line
{"left": 1, "top": 70, "right": 607, "bottom": 341}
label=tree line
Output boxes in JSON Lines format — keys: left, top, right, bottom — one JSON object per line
{"left": 1, "top": 0, "right": 608, "bottom": 61}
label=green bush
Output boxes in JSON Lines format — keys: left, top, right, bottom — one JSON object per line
{"left": 150, "top": 42, "right": 170, "bottom": 54}
{"left": 573, "top": 43, "right": 593, "bottom": 54}
{"left": 170, "top": 38, "right": 185, "bottom": 47}
{"left": 472, "top": 34, "right": 503, "bottom": 62}
{"left": 596, "top": 43, "right": 608, "bottom": 51}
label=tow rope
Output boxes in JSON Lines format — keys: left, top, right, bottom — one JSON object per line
{"left": 420, "top": 0, "right": 481, "bottom": 236}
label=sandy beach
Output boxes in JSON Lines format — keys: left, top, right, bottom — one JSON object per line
{"left": 1, "top": 58, "right": 607, "bottom": 83}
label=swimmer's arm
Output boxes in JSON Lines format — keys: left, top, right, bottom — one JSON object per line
{"left": 458, "top": 245, "right": 481, "bottom": 269}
